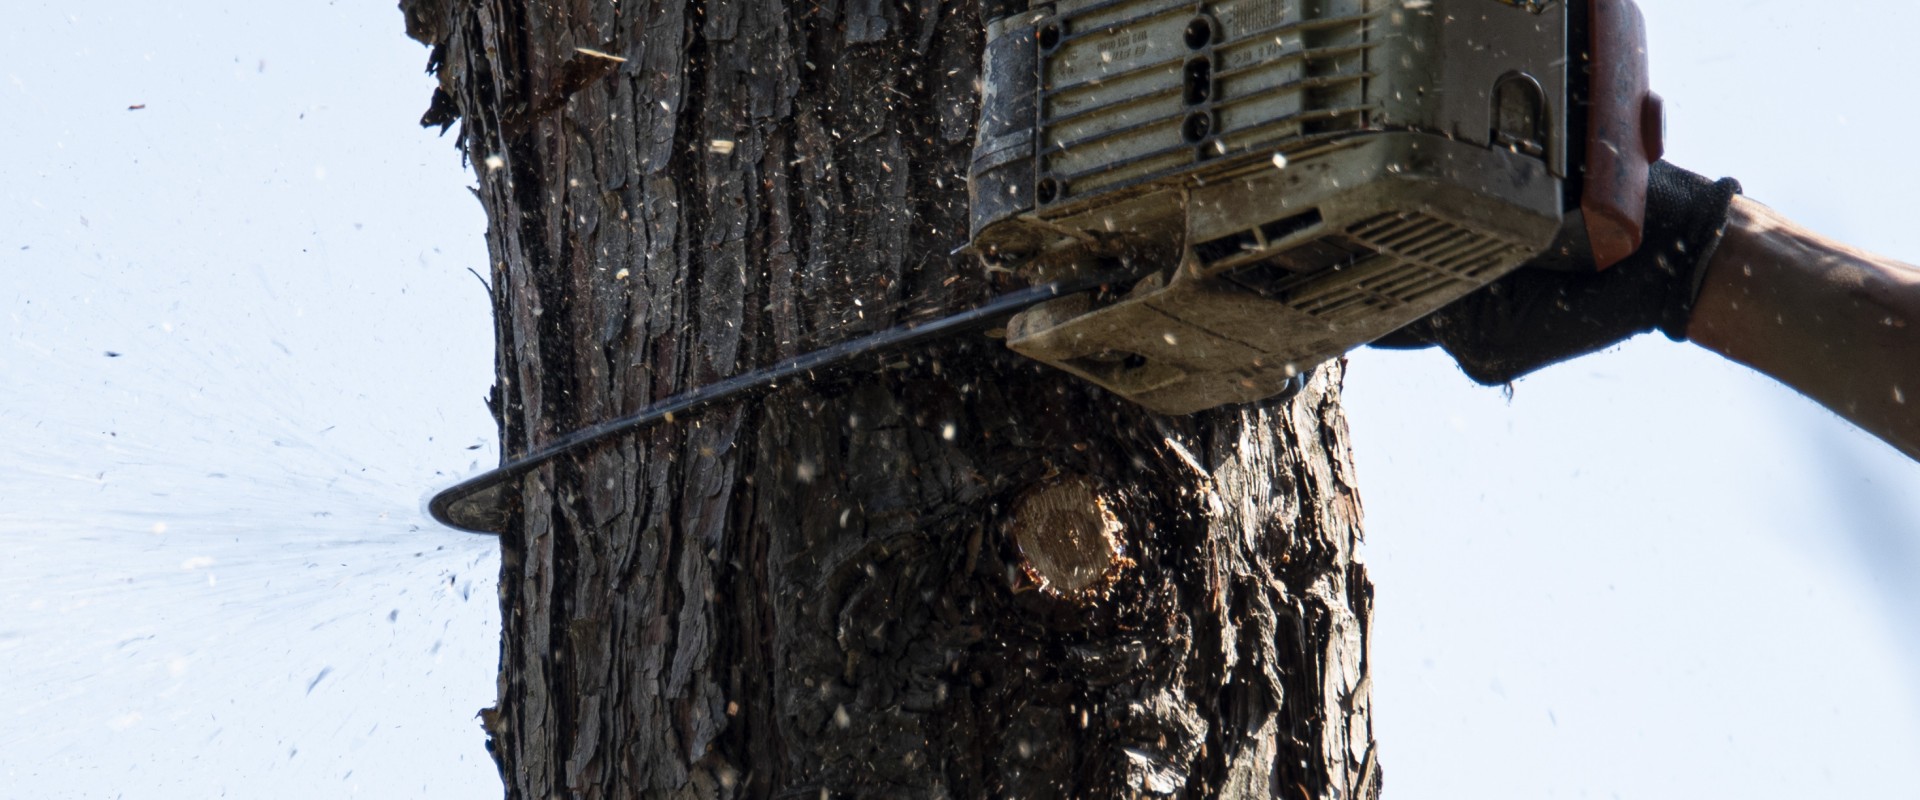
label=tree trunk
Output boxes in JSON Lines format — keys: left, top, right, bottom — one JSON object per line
{"left": 402, "top": 1, "right": 1379, "bottom": 796}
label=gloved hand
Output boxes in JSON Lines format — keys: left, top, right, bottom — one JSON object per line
{"left": 1372, "top": 161, "right": 1743, "bottom": 385}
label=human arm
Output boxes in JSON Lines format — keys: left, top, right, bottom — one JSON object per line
{"left": 1687, "top": 197, "right": 1920, "bottom": 459}
{"left": 1376, "top": 164, "right": 1920, "bottom": 462}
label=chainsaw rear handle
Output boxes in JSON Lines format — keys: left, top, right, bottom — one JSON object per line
{"left": 1580, "top": 0, "right": 1666, "bottom": 270}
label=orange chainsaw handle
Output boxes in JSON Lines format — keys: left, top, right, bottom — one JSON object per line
{"left": 1583, "top": 0, "right": 1667, "bottom": 269}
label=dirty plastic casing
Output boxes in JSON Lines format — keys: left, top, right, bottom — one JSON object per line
{"left": 970, "top": 0, "right": 1580, "bottom": 414}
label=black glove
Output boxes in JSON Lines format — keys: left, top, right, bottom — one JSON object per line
{"left": 1372, "top": 162, "right": 1743, "bottom": 385}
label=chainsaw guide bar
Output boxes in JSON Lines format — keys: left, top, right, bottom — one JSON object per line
{"left": 425, "top": 271, "right": 1244, "bottom": 534}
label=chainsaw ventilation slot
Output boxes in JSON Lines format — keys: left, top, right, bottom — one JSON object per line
{"left": 1260, "top": 209, "right": 1324, "bottom": 244}
{"left": 1280, "top": 213, "right": 1530, "bottom": 321}
{"left": 1224, "top": 233, "right": 1372, "bottom": 296}
{"left": 1030, "top": 0, "right": 1375, "bottom": 199}
{"left": 1193, "top": 209, "right": 1325, "bottom": 269}
{"left": 1193, "top": 230, "right": 1261, "bottom": 265}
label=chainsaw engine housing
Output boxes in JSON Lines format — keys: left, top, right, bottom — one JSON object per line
{"left": 970, "top": 0, "right": 1638, "bottom": 414}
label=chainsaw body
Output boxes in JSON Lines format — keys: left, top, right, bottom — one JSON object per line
{"left": 970, "top": 0, "right": 1662, "bottom": 414}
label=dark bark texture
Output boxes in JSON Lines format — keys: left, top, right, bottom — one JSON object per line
{"left": 402, "top": 0, "right": 1379, "bottom": 796}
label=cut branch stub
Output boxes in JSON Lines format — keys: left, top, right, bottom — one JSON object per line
{"left": 1010, "top": 474, "right": 1131, "bottom": 599}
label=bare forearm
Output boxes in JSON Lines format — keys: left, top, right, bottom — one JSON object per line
{"left": 1687, "top": 196, "right": 1920, "bottom": 459}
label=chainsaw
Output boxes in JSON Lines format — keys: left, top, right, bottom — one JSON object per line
{"left": 972, "top": 0, "right": 1666, "bottom": 414}
{"left": 428, "top": 0, "right": 1664, "bottom": 533}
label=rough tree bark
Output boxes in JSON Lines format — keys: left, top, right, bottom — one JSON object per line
{"left": 402, "top": 0, "right": 1379, "bottom": 796}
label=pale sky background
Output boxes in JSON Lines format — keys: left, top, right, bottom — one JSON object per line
{"left": 3, "top": 1, "right": 1916, "bottom": 798}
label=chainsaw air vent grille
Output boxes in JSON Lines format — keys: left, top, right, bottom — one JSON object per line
{"left": 1280, "top": 213, "right": 1532, "bottom": 322}
{"left": 1036, "top": 0, "right": 1376, "bottom": 201}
